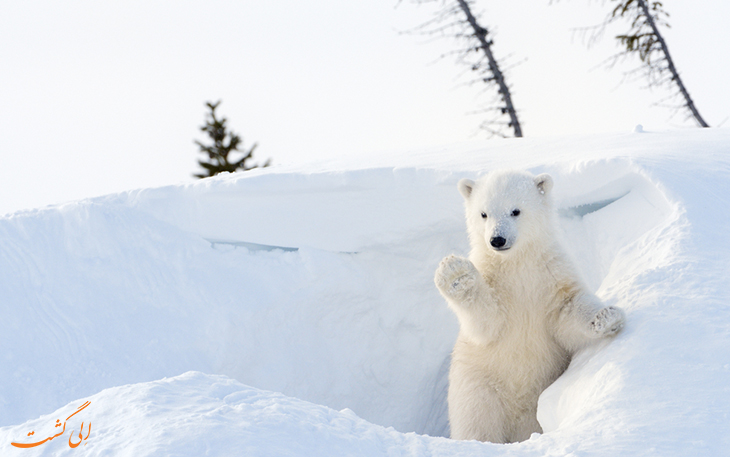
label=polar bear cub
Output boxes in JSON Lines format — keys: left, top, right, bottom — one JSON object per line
{"left": 435, "top": 169, "right": 624, "bottom": 443}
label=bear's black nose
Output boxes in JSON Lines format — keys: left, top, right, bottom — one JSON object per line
{"left": 490, "top": 236, "right": 506, "bottom": 248}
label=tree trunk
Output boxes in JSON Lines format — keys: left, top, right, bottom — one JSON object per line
{"left": 456, "top": 0, "right": 523, "bottom": 137}
{"left": 637, "top": 0, "right": 708, "bottom": 127}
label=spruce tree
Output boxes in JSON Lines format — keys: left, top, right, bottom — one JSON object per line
{"left": 588, "top": 0, "right": 709, "bottom": 127}
{"left": 194, "top": 101, "right": 270, "bottom": 179}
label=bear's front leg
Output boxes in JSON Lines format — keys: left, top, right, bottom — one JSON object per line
{"left": 555, "top": 289, "right": 626, "bottom": 352}
{"left": 435, "top": 255, "right": 503, "bottom": 345}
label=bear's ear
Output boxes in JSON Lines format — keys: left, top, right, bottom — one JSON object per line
{"left": 534, "top": 173, "right": 553, "bottom": 195}
{"left": 458, "top": 179, "right": 475, "bottom": 200}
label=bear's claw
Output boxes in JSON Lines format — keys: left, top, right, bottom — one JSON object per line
{"left": 590, "top": 306, "right": 625, "bottom": 337}
{"left": 435, "top": 255, "right": 480, "bottom": 298}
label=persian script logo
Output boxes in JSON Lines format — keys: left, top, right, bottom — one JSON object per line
{"left": 11, "top": 401, "right": 92, "bottom": 449}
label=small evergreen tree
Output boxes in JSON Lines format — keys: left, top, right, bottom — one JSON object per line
{"left": 194, "top": 101, "right": 270, "bottom": 179}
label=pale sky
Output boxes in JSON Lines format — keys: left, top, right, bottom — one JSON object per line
{"left": 1, "top": 1, "right": 727, "bottom": 215}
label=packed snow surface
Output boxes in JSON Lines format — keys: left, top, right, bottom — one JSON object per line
{"left": 1, "top": 129, "right": 729, "bottom": 455}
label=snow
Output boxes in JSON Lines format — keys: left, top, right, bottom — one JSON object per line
{"left": 1, "top": 129, "right": 730, "bottom": 455}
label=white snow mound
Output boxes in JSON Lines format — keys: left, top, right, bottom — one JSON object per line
{"left": 1, "top": 130, "right": 730, "bottom": 456}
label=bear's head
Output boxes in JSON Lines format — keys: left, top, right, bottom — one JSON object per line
{"left": 458, "top": 170, "right": 554, "bottom": 255}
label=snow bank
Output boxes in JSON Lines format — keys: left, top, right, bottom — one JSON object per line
{"left": 0, "top": 372, "right": 465, "bottom": 456}
{"left": 1, "top": 129, "right": 730, "bottom": 455}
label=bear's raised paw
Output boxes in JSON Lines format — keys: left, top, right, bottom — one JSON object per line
{"left": 435, "top": 255, "right": 480, "bottom": 299}
{"left": 590, "top": 306, "right": 625, "bottom": 337}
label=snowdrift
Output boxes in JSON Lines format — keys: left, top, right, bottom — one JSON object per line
{"left": 1, "top": 130, "right": 729, "bottom": 455}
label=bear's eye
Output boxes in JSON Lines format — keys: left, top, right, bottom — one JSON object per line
{"left": 481, "top": 212, "right": 487, "bottom": 219}
{"left": 511, "top": 209, "right": 521, "bottom": 217}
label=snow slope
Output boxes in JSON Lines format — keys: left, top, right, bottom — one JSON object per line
{"left": 1, "top": 129, "right": 729, "bottom": 455}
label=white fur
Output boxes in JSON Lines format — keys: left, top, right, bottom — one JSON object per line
{"left": 435, "top": 170, "right": 624, "bottom": 443}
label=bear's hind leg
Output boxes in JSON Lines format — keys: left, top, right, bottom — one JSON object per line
{"left": 508, "top": 406, "right": 542, "bottom": 443}
{"left": 448, "top": 376, "right": 508, "bottom": 443}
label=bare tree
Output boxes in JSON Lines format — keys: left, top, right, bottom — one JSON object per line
{"left": 600, "top": 0, "right": 709, "bottom": 127}
{"left": 404, "top": 0, "right": 523, "bottom": 137}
